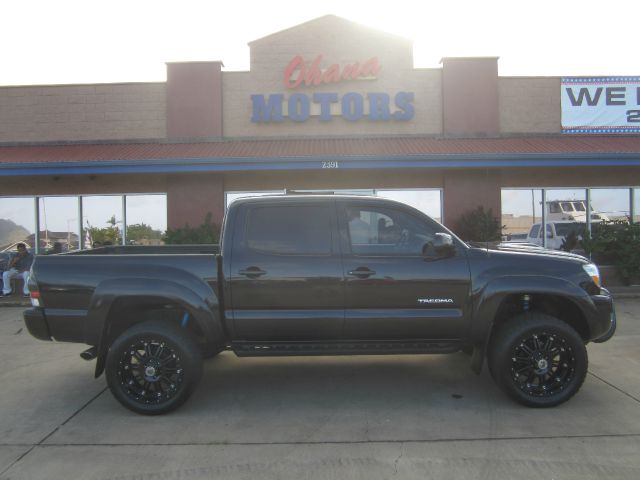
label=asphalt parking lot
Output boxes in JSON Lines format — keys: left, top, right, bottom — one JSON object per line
{"left": 0, "top": 301, "right": 638, "bottom": 480}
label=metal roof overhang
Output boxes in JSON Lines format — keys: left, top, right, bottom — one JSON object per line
{"left": 1, "top": 152, "right": 639, "bottom": 177}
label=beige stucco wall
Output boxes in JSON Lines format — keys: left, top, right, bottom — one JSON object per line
{"left": 499, "top": 77, "right": 561, "bottom": 134}
{"left": 223, "top": 16, "right": 442, "bottom": 137}
{"left": 0, "top": 83, "right": 166, "bottom": 143}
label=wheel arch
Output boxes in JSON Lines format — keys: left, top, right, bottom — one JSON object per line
{"left": 469, "top": 276, "right": 593, "bottom": 374}
{"left": 89, "top": 277, "right": 224, "bottom": 378}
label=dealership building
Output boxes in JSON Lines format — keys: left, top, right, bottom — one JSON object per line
{"left": 1, "top": 15, "right": 639, "bottom": 251}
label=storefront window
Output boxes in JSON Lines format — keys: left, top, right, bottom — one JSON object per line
{"left": 545, "top": 189, "right": 587, "bottom": 223}
{"left": 501, "top": 189, "right": 542, "bottom": 242}
{"left": 125, "top": 195, "right": 167, "bottom": 246}
{"left": 375, "top": 189, "right": 442, "bottom": 223}
{"left": 82, "top": 195, "right": 123, "bottom": 247}
{"left": 634, "top": 188, "right": 640, "bottom": 223}
{"left": 590, "top": 188, "right": 630, "bottom": 223}
{"left": 0, "top": 197, "right": 35, "bottom": 250}
{"left": 39, "top": 196, "right": 80, "bottom": 252}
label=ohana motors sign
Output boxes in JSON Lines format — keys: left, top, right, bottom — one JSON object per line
{"left": 250, "top": 54, "right": 415, "bottom": 123}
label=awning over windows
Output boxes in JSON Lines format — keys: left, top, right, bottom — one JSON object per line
{"left": 1, "top": 136, "right": 639, "bottom": 176}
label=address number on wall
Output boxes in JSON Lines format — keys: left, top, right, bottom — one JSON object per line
{"left": 321, "top": 161, "right": 339, "bottom": 169}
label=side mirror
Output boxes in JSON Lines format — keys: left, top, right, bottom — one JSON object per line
{"left": 423, "top": 233, "right": 455, "bottom": 259}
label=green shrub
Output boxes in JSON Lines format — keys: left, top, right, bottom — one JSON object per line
{"left": 162, "top": 212, "right": 220, "bottom": 245}
{"left": 455, "top": 206, "right": 503, "bottom": 243}
{"left": 581, "top": 221, "right": 640, "bottom": 285}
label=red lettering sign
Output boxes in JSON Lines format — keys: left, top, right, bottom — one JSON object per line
{"left": 283, "top": 55, "right": 381, "bottom": 89}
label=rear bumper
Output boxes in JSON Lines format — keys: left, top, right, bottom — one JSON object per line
{"left": 590, "top": 287, "right": 616, "bottom": 342}
{"left": 23, "top": 308, "right": 51, "bottom": 341}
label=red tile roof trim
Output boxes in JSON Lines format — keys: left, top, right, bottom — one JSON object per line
{"left": 1, "top": 136, "right": 639, "bottom": 165}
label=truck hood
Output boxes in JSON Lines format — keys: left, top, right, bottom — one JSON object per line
{"left": 467, "top": 241, "right": 589, "bottom": 263}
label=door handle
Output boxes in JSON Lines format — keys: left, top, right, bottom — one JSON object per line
{"left": 347, "top": 267, "right": 376, "bottom": 278}
{"left": 238, "top": 267, "right": 267, "bottom": 278}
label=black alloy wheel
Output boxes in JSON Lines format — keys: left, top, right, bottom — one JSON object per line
{"left": 489, "top": 312, "right": 587, "bottom": 407}
{"left": 106, "top": 321, "right": 203, "bottom": 415}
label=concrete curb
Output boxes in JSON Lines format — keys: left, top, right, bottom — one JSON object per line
{"left": 0, "top": 301, "right": 29, "bottom": 307}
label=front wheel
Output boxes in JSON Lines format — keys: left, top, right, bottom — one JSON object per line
{"left": 105, "top": 321, "right": 203, "bottom": 415}
{"left": 488, "top": 312, "right": 587, "bottom": 407}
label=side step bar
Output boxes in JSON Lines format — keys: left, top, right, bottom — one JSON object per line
{"left": 233, "top": 340, "right": 461, "bottom": 357}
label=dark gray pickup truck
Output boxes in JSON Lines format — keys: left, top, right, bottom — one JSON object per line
{"left": 23, "top": 195, "right": 616, "bottom": 414}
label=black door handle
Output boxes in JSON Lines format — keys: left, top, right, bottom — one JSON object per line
{"left": 238, "top": 267, "right": 267, "bottom": 278}
{"left": 347, "top": 267, "right": 376, "bottom": 278}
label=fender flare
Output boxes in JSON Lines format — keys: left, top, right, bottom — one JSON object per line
{"left": 469, "top": 275, "right": 592, "bottom": 374}
{"left": 89, "top": 276, "right": 223, "bottom": 378}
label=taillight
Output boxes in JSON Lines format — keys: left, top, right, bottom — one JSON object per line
{"left": 30, "top": 290, "right": 41, "bottom": 307}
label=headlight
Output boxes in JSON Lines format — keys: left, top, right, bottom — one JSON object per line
{"left": 582, "top": 263, "right": 601, "bottom": 288}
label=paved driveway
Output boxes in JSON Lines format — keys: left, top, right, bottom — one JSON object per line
{"left": 0, "top": 301, "right": 639, "bottom": 480}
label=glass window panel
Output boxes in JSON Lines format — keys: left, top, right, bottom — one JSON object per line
{"left": 501, "top": 189, "right": 542, "bottom": 242}
{"left": 346, "top": 205, "right": 439, "bottom": 257}
{"left": 246, "top": 205, "right": 332, "bottom": 255}
{"left": 590, "top": 188, "right": 631, "bottom": 223}
{"left": 0, "top": 197, "right": 35, "bottom": 251}
{"left": 125, "top": 195, "right": 167, "bottom": 246}
{"left": 635, "top": 188, "right": 640, "bottom": 223}
{"left": 82, "top": 196, "right": 123, "bottom": 247}
{"left": 375, "top": 189, "right": 442, "bottom": 223}
{"left": 546, "top": 189, "right": 586, "bottom": 222}
{"left": 528, "top": 224, "right": 541, "bottom": 239}
{"left": 39, "top": 197, "right": 80, "bottom": 252}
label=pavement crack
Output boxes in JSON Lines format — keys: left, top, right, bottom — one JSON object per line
{"left": 588, "top": 371, "right": 640, "bottom": 404}
{"left": 392, "top": 443, "right": 404, "bottom": 475}
{"left": 11, "top": 432, "right": 640, "bottom": 448}
{"left": 0, "top": 386, "right": 107, "bottom": 478}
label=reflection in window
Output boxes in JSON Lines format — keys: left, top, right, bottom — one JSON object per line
{"left": 590, "top": 188, "right": 630, "bottom": 223}
{"left": 347, "top": 205, "right": 438, "bottom": 256}
{"left": 375, "top": 189, "right": 442, "bottom": 222}
{"left": 546, "top": 189, "right": 586, "bottom": 222}
{"left": 82, "top": 195, "right": 123, "bottom": 248}
{"left": 126, "top": 195, "right": 167, "bottom": 246}
{"left": 39, "top": 197, "right": 80, "bottom": 252}
{"left": 501, "top": 189, "right": 542, "bottom": 241}
{"left": 0, "top": 198, "right": 35, "bottom": 249}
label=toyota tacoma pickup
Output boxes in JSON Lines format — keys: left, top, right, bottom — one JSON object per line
{"left": 23, "top": 195, "right": 616, "bottom": 414}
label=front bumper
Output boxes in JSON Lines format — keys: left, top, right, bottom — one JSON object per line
{"left": 23, "top": 308, "right": 51, "bottom": 341}
{"left": 590, "top": 287, "right": 616, "bottom": 343}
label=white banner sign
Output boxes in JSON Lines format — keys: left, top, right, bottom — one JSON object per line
{"left": 561, "top": 77, "right": 640, "bottom": 133}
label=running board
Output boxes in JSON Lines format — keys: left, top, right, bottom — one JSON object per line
{"left": 232, "top": 340, "right": 461, "bottom": 357}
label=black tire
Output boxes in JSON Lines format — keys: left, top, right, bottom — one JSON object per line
{"left": 488, "top": 312, "right": 587, "bottom": 408}
{"left": 105, "top": 320, "right": 203, "bottom": 415}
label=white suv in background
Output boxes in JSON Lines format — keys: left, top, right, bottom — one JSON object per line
{"left": 526, "top": 221, "right": 586, "bottom": 250}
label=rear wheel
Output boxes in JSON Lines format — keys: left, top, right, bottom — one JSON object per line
{"left": 105, "top": 321, "right": 203, "bottom": 415}
{"left": 488, "top": 312, "right": 587, "bottom": 407}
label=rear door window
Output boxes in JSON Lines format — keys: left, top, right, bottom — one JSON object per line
{"left": 246, "top": 205, "right": 332, "bottom": 255}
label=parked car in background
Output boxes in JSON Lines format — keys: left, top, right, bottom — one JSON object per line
{"left": 526, "top": 221, "right": 586, "bottom": 250}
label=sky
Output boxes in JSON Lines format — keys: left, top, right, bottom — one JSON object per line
{"left": 1, "top": 1, "right": 639, "bottom": 237}
{"left": 1, "top": 0, "right": 639, "bottom": 86}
